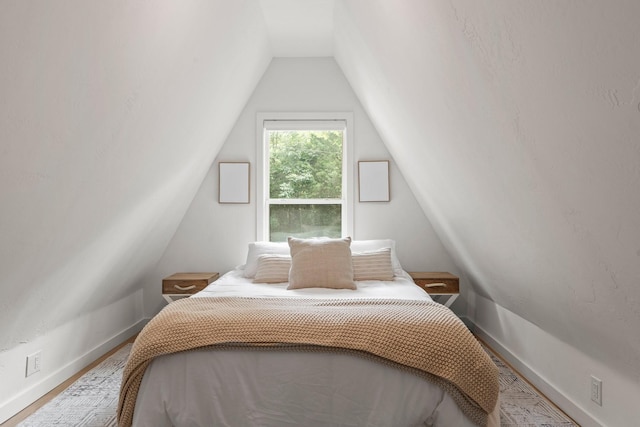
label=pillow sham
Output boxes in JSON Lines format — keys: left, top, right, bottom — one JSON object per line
{"left": 287, "top": 237, "right": 356, "bottom": 290}
{"left": 243, "top": 241, "right": 290, "bottom": 278}
{"left": 352, "top": 247, "right": 394, "bottom": 281}
{"left": 351, "top": 239, "right": 404, "bottom": 276}
{"left": 253, "top": 254, "right": 291, "bottom": 283}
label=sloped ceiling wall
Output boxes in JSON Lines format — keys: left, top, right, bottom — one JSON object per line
{"left": 0, "top": 0, "right": 271, "bottom": 351}
{"left": 2, "top": 1, "right": 639, "bottom": 422}
{"left": 334, "top": 0, "right": 640, "bottom": 382}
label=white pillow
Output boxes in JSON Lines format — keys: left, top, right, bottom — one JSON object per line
{"left": 287, "top": 237, "right": 356, "bottom": 290}
{"left": 351, "top": 239, "right": 403, "bottom": 276}
{"left": 243, "top": 241, "right": 290, "bottom": 278}
{"left": 352, "top": 248, "right": 394, "bottom": 281}
{"left": 253, "top": 254, "right": 291, "bottom": 283}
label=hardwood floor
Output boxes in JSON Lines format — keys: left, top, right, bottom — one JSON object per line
{"left": 0, "top": 336, "right": 136, "bottom": 427}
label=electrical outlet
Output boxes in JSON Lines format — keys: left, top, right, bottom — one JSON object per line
{"left": 34, "top": 351, "right": 41, "bottom": 371}
{"left": 26, "top": 351, "right": 41, "bottom": 377}
{"left": 590, "top": 375, "right": 602, "bottom": 406}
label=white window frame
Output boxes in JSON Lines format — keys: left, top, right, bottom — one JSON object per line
{"left": 256, "top": 112, "right": 354, "bottom": 241}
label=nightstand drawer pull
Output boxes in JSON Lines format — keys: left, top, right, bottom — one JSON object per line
{"left": 425, "top": 282, "right": 447, "bottom": 288}
{"left": 174, "top": 284, "right": 197, "bottom": 291}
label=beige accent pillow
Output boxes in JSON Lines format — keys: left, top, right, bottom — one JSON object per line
{"left": 253, "top": 254, "right": 291, "bottom": 283}
{"left": 287, "top": 237, "right": 356, "bottom": 290}
{"left": 352, "top": 247, "right": 394, "bottom": 281}
{"left": 243, "top": 242, "right": 290, "bottom": 278}
{"left": 351, "top": 239, "right": 403, "bottom": 276}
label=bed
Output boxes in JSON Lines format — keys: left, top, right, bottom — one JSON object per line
{"left": 118, "top": 238, "right": 500, "bottom": 427}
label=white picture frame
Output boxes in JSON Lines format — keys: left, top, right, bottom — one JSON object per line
{"left": 219, "top": 162, "right": 250, "bottom": 204}
{"left": 358, "top": 160, "right": 390, "bottom": 202}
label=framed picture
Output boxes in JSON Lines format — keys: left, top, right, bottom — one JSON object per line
{"left": 219, "top": 162, "right": 250, "bottom": 204}
{"left": 358, "top": 160, "right": 390, "bottom": 202}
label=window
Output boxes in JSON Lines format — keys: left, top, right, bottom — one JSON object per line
{"left": 257, "top": 113, "right": 353, "bottom": 242}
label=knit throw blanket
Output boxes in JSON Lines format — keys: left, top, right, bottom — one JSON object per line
{"left": 118, "top": 297, "right": 499, "bottom": 427}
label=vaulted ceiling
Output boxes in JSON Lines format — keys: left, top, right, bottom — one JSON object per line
{"left": 260, "top": 0, "right": 335, "bottom": 57}
{"left": 260, "top": 1, "right": 640, "bottom": 384}
{"left": 1, "top": 1, "right": 639, "bottom": 420}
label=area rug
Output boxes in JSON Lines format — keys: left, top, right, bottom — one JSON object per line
{"left": 484, "top": 346, "right": 578, "bottom": 427}
{"left": 16, "top": 345, "right": 130, "bottom": 427}
{"left": 17, "top": 343, "right": 577, "bottom": 426}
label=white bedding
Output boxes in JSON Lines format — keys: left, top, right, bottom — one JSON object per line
{"left": 193, "top": 268, "right": 432, "bottom": 300}
{"left": 133, "top": 269, "right": 500, "bottom": 427}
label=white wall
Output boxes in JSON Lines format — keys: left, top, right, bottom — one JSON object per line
{"left": 334, "top": 1, "right": 640, "bottom": 425}
{"left": 0, "top": 292, "right": 145, "bottom": 424}
{"left": 470, "top": 296, "right": 640, "bottom": 427}
{"left": 0, "top": 0, "right": 271, "bottom": 421}
{"left": 143, "top": 57, "right": 460, "bottom": 317}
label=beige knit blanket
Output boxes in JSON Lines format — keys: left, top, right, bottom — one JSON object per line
{"left": 118, "top": 297, "right": 499, "bottom": 427}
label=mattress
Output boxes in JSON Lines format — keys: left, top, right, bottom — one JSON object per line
{"left": 130, "top": 269, "right": 500, "bottom": 427}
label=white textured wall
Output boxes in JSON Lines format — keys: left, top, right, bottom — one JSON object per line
{"left": 0, "top": 0, "right": 270, "bottom": 421}
{"left": 334, "top": 1, "right": 640, "bottom": 425}
{"left": 143, "top": 57, "right": 459, "bottom": 316}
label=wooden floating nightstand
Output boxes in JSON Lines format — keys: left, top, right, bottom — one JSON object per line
{"left": 162, "top": 272, "right": 219, "bottom": 303}
{"left": 408, "top": 272, "right": 459, "bottom": 308}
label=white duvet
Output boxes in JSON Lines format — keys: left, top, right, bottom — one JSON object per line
{"left": 133, "top": 269, "right": 500, "bottom": 427}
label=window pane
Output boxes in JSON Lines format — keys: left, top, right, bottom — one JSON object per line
{"left": 268, "top": 130, "right": 342, "bottom": 199}
{"left": 269, "top": 204, "right": 341, "bottom": 242}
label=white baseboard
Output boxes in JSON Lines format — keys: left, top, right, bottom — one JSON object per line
{"left": 461, "top": 315, "right": 600, "bottom": 427}
{"left": 0, "top": 318, "right": 149, "bottom": 425}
